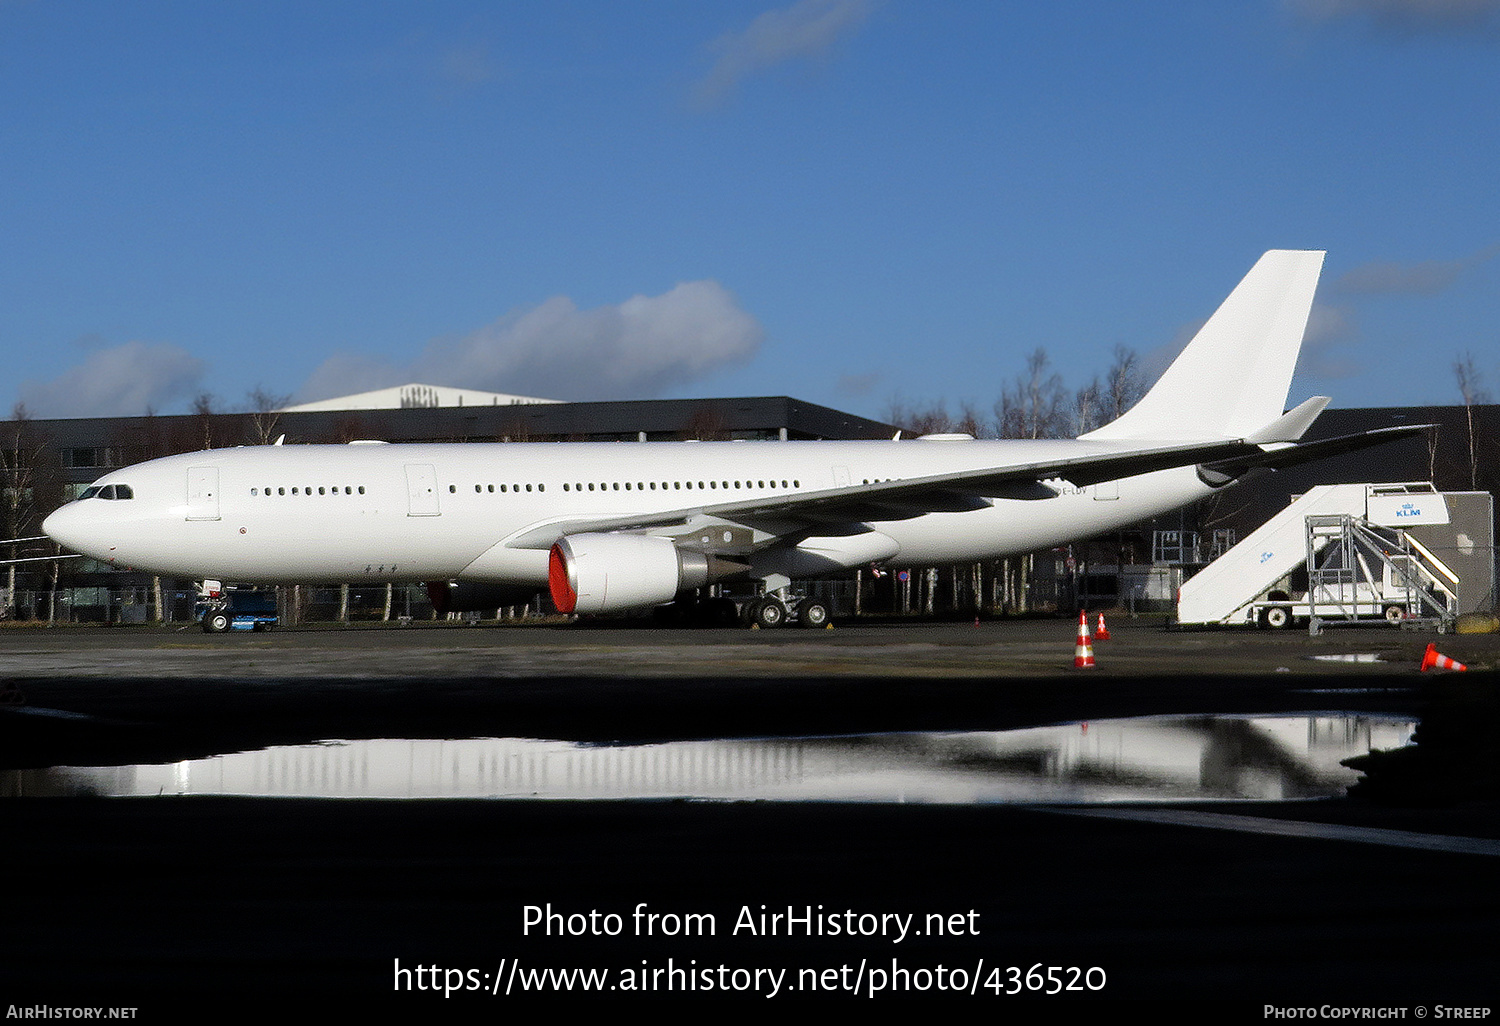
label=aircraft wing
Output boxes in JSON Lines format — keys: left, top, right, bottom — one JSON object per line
{"left": 499, "top": 435, "right": 1266, "bottom": 550}
{"left": 500, "top": 422, "right": 1432, "bottom": 551}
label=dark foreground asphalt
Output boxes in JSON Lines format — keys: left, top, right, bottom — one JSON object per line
{"left": 1, "top": 621, "right": 1495, "bottom": 1018}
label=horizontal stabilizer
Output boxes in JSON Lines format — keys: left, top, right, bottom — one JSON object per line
{"left": 1245, "top": 396, "right": 1330, "bottom": 444}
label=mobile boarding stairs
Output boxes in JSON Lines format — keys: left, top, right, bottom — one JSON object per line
{"left": 1175, "top": 483, "right": 1459, "bottom": 635}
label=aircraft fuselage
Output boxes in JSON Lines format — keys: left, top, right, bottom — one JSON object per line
{"left": 41, "top": 439, "right": 1214, "bottom": 586}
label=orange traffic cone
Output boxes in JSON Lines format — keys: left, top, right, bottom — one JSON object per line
{"left": 1096, "top": 612, "right": 1111, "bottom": 641}
{"left": 1074, "top": 610, "right": 1095, "bottom": 668}
{"left": 1419, "top": 643, "right": 1467, "bottom": 672}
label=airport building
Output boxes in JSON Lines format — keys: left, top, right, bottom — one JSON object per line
{"left": 3, "top": 390, "right": 1495, "bottom": 623}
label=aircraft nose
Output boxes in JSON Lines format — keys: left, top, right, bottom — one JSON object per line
{"left": 42, "top": 502, "right": 102, "bottom": 558}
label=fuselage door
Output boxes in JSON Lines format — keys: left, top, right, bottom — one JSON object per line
{"left": 405, "top": 464, "right": 441, "bottom": 517}
{"left": 186, "top": 467, "right": 221, "bottom": 521}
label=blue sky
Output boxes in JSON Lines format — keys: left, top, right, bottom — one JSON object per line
{"left": 3, "top": 0, "right": 1497, "bottom": 425}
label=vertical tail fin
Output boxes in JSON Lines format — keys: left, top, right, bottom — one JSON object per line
{"left": 1081, "top": 250, "right": 1325, "bottom": 442}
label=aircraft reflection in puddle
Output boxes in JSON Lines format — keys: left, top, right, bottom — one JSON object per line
{"left": 5, "top": 714, "right": 1415, "bottom": 803}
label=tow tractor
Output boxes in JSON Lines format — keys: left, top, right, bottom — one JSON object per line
{"left": 196, "top": 580, "right": 280, "bottom": 632}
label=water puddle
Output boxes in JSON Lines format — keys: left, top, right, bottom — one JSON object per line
{"left": 2, "top": 714, "right": 1414, "bottom": 803}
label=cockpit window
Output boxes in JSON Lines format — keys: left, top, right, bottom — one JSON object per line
{"left": 85, "top": 484, "right": 136, "bottom": 500}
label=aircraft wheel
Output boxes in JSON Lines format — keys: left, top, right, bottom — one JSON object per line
{"left": 1383, "top": 605, "right": 1405, "bottom": 625}
{"left": 753, "top": 597, "right": 787, "bottom": 629}
{"left": 203, "top": 611, "right": 231, "bottom": 633}
{"left": 798, "top": 601, "right": 830, "bottom": 629}
{"left": 1263, "top": 606, "right": 1292, "bottom": 630}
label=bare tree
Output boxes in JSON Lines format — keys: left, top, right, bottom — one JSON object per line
{"left": 955, "top": 400, "right": 988, "bottom": 439}
{"left": 907, "top": 400, "right": 954, "bottom": 436}
{"left": 329, "top": 415, "right": 371, "bottom": 445}
{"left": 1102, "top": 345, "right": 1146, "bottom": 422}
{"left": 997, "top": 348, "right": 1067, "bottom": 439}
{"left": 2, "top": 405, "right": 66, "bottom": 620}
{"left": 890, "top": 343, "right": 1140, "bottom": 440}
{"left": 680, "top": 404, "right": 731, "bottom": 441}
{"left": 883, "top": 396, "right": 958, "bottom": 436}
{"left": 1454, "top": 352, "right": 1489, "bottom": 490}
{"left": 1072, "top": 378, "right": 1102, "bottom": 436}
{"left": 247, "top": 385, "right": 292, "bottom": 446}
{"left": 187, "top": 392, "right": 251, "bottom": 451}
{"left": 192, "top": 392, "right": 217, "bottom": 450}
{"left": 882, "top": 394, "right": 911, "bottom": 433}
{"left": 2, "top": 404, "right": 64, "bottom": 539}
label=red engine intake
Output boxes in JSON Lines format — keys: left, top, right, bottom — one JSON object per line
{"left": 548, "top": 534, "right": 745, "bottom": 615}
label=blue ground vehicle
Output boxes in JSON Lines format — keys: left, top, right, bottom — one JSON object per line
{"left": 197, "top": 582, "right": 279, "bottom": 632}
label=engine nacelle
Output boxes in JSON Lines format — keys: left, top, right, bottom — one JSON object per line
{"left": 548, "top": 533, "right": 745, "bottom": 614}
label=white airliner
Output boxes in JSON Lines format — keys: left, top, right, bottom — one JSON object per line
{"left": 42, "top": 250, "right": 1418, "bottom": 627}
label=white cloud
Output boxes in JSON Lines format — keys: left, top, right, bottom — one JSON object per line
{"left": 295, "top": 351, "right": 406, "bottom": 404}
{"left": 1137, "top": 318, "right": 1205, "bottom": 387}
{"left": 1286, "top": 0, "right": 1500, "bottom": 36}
{"left": 1141, "top": 301, "right": 1361, "bottom": 390}
{"left": 1304, "top": 302, "right": 1358, "bottom": 345}
{"left": 298, "top": 280, "right": 764, "bottom": 404}
{"left": 439, "top": 43, "right": 495, "bottom": 87}
{"left": 836, "top": 371, "right": 881, "bottom": 397}
{"left": 693, "top": 0, "right": 876, "bottom": 107}
{"left": 1331, "top": 258, "right": 1466, "bottom": 295}
{"left": 1297, "top": 303, "right": 1363, "bottom": 380}
{"left": 1331, "top": 245, "right": 1500, "bottom": 296}
{"left": 18, "top": 341, "right": 205, "bottom": 417}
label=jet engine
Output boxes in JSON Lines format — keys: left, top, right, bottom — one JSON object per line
{"left": 548, "top": 533, "right": 746, "bottom": 614}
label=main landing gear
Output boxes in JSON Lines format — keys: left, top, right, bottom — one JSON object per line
{"left": 651, "top": 590, "right": 831, "bottom": 629}
{"left": 742, "top": 593, "right": 829, "bottom": 630}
